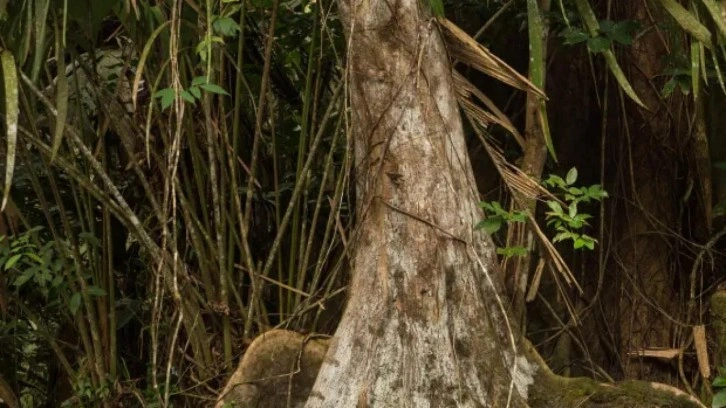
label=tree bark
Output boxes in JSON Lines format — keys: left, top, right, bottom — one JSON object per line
{"left": 304, "top": 0, "right": 535, "bottom": 406}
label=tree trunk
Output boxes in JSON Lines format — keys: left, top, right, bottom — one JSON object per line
{"left": 610, "top": 1, "right": 685, "bottom": 381}
{"left": 304, "top": 1, "right": 535, "bottom": 406}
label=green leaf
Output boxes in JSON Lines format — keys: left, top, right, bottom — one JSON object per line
{"left": 560, "top": 27, "right": 589, "bottom": 45}
{"left": 609, "top": 21, "right": 639, "bottom": 45}
{"left": 477, "top": 217, "right": 502, "bottom": 234}
{"left": 192, "top": 76, "right": 207, "bottom": 86}
{"left": 568, "top": 203, "right": 578, "bottom": 218}
{"left": 497, "top": 246, "right": 528, "bottom": 257}
{"left": 189, "top": 86, "right": 201, "bottom": 99}
{"left": 574, "top": 237, "right": 586, "bottom": 249}
{"left": 426, "top": 0, "right": 444, "bottom": 17}
{"left": 4, "top": 253, "right": 22, "bottom": 270}
{"left": 566, "top": 168, "right": 578, "bottom": 185}
{"left": 662, "top": 78, "right": 677, "bottom": 97}
{"left": 659, "top": 0, "right": 712, "bottom": 48}
{"left": 713, "top": 389, "right": 726, "bottom": 408}
{"left": 180, "top": 89, "right": 196, "bottom": 103}
{"left": 479, "top": 201, "right": 494, "bottom": 211}
{"left": 511, "top": 212, "right": 527, "bottom": 223}
{"left": 213, "top": 16, "right": 240, "bottom": 37}
{"left": 553, "top": 231, "right": 573, "bottom": 243}
{"left": 714, "top": 376, "right": 726, "bottom": 387}
{"left": 544, "top": 174, "right": 566, "bottom": 188}
{"left": 13, "top": 270, "right": 33, "bottom": 288}
{"left": 154, "top": 88, "right": 175, "bottom": 110}
{"left": 587, "top": 36, "right": 611, "bottom": 53}
{"left": 199, "top": 82, "right": 230, "bottom": 96}
{"left": 86, "top": 286, "right": 107, "bottom": 297}
{"left": 547, "top": 200, "right": 563, "bottom": 215}
{"left": 69, "top": 292, "right": 82, "bottom": 316}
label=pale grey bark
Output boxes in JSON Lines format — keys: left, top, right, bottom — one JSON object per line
{"left": 304, "top": 0, "right": 537, "bottom": 405}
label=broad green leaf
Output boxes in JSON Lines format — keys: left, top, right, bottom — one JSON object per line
{"left": 714, "top": 376, "right": 726, "bottom": 387}
{"left": 213, "top": 16, "right": 240, "bottom": 37}
{"left": 189, "top": 86, "right": 202, "bottom": 99}
{"left": 199, "top": 82, "right": 230, "bottom": 96}
{"left": 553, "top": 231, "right": 573, "bottom": 243}
{"left": 13, "top": 270, "right": 33, "bottom": 287}
{"left": 192, "top": 76, "right": 207, "bottom": 86}
{"left": 712, "top": 389, "right": 726, "bottom": 408}
{"left": 574, "top": 238, "right": 586, "bottom": 249}
{"left": 702, "top": 0, "right": 726, "bottom": 39}
{"left": 426, "top": 0, "right": 444, "bottom": 17}
{"left": 587, "top": 36, "right": 611, "bottom": 53}
{"left": 560, "top": 27, "right": 589, "bottom": 44}
{"left": 566, "top": 167, "right": 578, "bottom": 185}
{"left": 568, "top": 202, "right": 578, "bottom": 218}
{"left": 659, "top": 0, "right": 712, "bottom": 48}
{"left": 1, "top": 50, "right": 18, "bottom": 211}
{"left": 547, "top": 200, "right": 563, "bottom": 215}
{"left": 86, "top": 286, "right": 107, "bottom": 297}
{"left": 180, "top": 89, "right": 196, "bottom": 103}
{"left": 4, "top": 253, "right": 21, "bottom": 270}
{"left": 608, "top": 21, "right": 639, "bottom": 45}
{"left": 31, "top": 0, "right": 51, "bottom": 84}
{"left": 69, "top": 292, "right": 82, "bottom": 316}
{"left": 155, "top": 88, "right": 175, "bottom": 111}
{"left": 478, "top": 217, "right": 502, "bottom": 234}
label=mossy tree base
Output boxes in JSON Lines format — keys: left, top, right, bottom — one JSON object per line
{"left": 218, "top": 330, "right": 706, "bottom": 407}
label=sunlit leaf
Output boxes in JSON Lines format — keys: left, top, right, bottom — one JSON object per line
{"left": 476, "top": 217, "right": 502, "bottom": 234}
{"left": 4, "top": 253, "right": 21, "bottom": 270}
{"left": 659, "top": 0, "right": 712, "bottom": 48}
{"left": 566, "top": 167, "right": 578, "bottom": 185}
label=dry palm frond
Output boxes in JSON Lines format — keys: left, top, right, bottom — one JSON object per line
{"left": 438, "top": 17, "right": 545, "bottom": 98}
{"left": 453, "top": 71, "right": 525, "bottom": 148}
